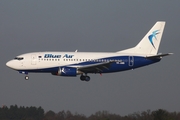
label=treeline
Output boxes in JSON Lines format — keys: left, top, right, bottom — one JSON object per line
{"left": 0, "top": 105, "right": 180, "bottom": 120}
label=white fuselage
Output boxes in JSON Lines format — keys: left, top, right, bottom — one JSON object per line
{"left": 7, "top": 52, "right": 140, "bottom": 70}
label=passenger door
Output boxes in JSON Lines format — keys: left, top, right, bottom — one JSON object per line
{"left": 31, "top": 54, "right": 36, "bottom": 65}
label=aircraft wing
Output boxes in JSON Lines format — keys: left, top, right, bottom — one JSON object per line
{"left": 78, "top": 61, "right": 114, "bottom": 73}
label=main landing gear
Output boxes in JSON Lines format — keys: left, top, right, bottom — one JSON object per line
{"left": 80, "top": 75, "right": 90, "bottom": 82}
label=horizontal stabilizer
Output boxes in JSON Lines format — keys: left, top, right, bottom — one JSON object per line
{"left": 146, "top": 53, "right": 173, "bottom": 59}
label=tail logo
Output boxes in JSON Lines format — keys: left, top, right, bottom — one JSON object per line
{"left": 148, "top": 30, "right": 160, "bottom": 49}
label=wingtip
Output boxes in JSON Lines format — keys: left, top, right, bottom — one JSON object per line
{"left": 168, "top": 53, "right": 174, "bottom": 55}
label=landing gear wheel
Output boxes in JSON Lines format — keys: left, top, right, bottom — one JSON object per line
{"left": 25, "top": 76, "right": 29, "bottom": 80}
{"left": 85, "top": 76, "right": 90, "bottom": 82}
{"left": 80, "top": 75, "right": 85, "bottom": 81}
{"left": 80, "top": 75, "right": 90, "bottom": 82}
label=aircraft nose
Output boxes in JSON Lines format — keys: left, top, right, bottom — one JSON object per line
{"left": 6, "top": 61, "right": 10, "bottom": 67}
{"left": 6, "top": 60, "right": 13, "bottom": 68}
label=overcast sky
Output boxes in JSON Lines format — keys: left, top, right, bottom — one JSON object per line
{"left": 0, "top": 0, "right": 179, "bottom": 116}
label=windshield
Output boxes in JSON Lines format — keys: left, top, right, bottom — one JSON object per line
{"left": 14, "top": 57, "right": 24, "bottom": 60}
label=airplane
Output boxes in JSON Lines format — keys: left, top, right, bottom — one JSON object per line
{"left": 6, "top": 21, "right": 172, "bottom": 81}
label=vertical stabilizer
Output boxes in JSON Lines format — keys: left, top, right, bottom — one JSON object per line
{"left": 118, "top": 21, "right": 166, "bottom": 55}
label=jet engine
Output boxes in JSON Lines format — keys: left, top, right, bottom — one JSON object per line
{"left": 51, "top": 67, "right": 80, "bottom": 76}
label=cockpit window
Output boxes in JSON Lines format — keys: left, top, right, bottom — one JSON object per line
{"left": 14, "top": 57, "right": 24, "bottom": 60}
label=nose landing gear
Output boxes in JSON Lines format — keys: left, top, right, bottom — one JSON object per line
{"left": 25, "top": 76, "right": 29, "bottom": 80}
{"left": 19, "top": 71, "right": 29, "bottom": 80}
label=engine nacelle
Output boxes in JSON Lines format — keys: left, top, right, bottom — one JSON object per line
{"left": 51, "top": 67, "right": 79, "bottom": 76}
